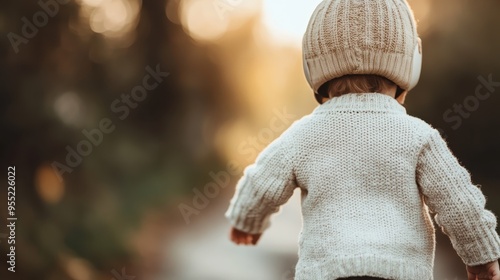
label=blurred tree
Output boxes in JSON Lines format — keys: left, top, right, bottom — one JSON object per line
{"left": 0, "top": 0, "right": 240, "bottom": 279}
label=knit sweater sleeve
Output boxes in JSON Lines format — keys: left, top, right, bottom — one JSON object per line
{"left": 416, "top": 129, "right": 500, "bottom": 266}
{"left": 225, "top": 135, "right": 297, "bottom": 234}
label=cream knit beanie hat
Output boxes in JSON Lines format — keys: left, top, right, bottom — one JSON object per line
{"left": 303, "top": 0, "right": 422, "bottom": 103}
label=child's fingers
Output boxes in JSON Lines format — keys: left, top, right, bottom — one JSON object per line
{"left": 238, "top": 234, "right": 256, "bottom": 245}
{"left": 229, "top": 227, "right": 262, "bottom": 245}
{"left": 251, "top": 234, "right": 261, "bottom": 245}
{"left": 230, "top": 233, "right": 238, "bottom": 244}
{"left": 229, "top": 228, "right": 249, "bottom": 245}
{"left": 246, "top": 235, "right": 253, "bottom": 244}
{"left": 229, "top": 228, "right": 241, "bottom": 244}
{"left": 492, "top": 261, "right": 500, "bottom": 280}
{"left": 236, "top": 234, "right": 248, "bottom": 245}
{"left": 250, "top": 235, "right": 257, "bottom": 245}
{"left": 235, "top": 234, "right": 251, "bottom": 245}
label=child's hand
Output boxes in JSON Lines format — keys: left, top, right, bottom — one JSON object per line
{"left": 229, "top": 227, "right": 261, "bottom": 245}
{"left": 467, "top": 260, "right": 500, "bottom": 280}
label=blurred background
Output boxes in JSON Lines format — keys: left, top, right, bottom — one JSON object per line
{"left": 0, "top": 0, "right": 499, "bottom": 279}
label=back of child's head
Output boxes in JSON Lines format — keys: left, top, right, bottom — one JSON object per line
{"left": 302, "top": 0, "right": 422, "bottom": 104}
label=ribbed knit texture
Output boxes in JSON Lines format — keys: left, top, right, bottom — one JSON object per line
{"left": 303, "top": 0, "right": 418, "bottom": 93}
{"left": 225, "top": 93, "right": 500, "bottom": 280}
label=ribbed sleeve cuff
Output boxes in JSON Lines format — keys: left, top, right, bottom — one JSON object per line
{"left": 455, "top": 227, "right": 500, "bottom": 266}
{"left": 225, "top": 207, "right": 271, "bottom": 234}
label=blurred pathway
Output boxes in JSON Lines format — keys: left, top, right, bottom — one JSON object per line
{"left": 161, "top": 190, "right": 303, "bottom": 280}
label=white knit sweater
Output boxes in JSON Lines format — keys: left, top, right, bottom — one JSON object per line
{"left": 225, "top": 93, "right": 500, "bottom": 280}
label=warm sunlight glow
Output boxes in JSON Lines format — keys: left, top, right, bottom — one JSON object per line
{"left": 261, "top": 0, "right": 432, "bottom": 45}
{"left": 180, "top": 0, "right": 260, "bottom": 42}
{"left": 408, "top": 0, "right": 432, "bottom": 35}
{"left": 80, "top": 0, "right": 103, "bottom": 7}
{"left": 79, "top": 0, "right": 141, "bottom": 38}
{"left": 182, "top": 0, "right": 229, "bottom": 41}
{"left": 35, "top": 164, "right": 65, "bottom": 204}
{"left": 261, "top": 0, "right": 323, "bottom": 45}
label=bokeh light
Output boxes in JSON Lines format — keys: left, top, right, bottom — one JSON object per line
{"left": 35, "top": 164, "right": 65, "bottom": 204}
{"left": 261, "top": 0, "right": 323, "bottom": 45}
{"left": 53, "top": 91, "right": 84, "bottom": 126}
{"left": 179, "top": 0, "right": 260, "bottom": 42}
{"left": 79, "top": 0, "right": 141, "bottom": 38}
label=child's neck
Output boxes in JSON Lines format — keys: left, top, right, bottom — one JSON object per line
{"left": 380, "top": 85, "right": 396, "bottom": 98}
{"left": 382, "top": 86, "right": 407, "bottom": 105}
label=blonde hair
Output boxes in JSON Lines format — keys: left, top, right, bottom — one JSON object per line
{"left": 323, "top": 75, "right": 397, "bottom": 98}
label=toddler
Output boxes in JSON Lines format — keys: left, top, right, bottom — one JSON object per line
{"left": 225, "top": 1, "right": 500, "bottom": 279}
